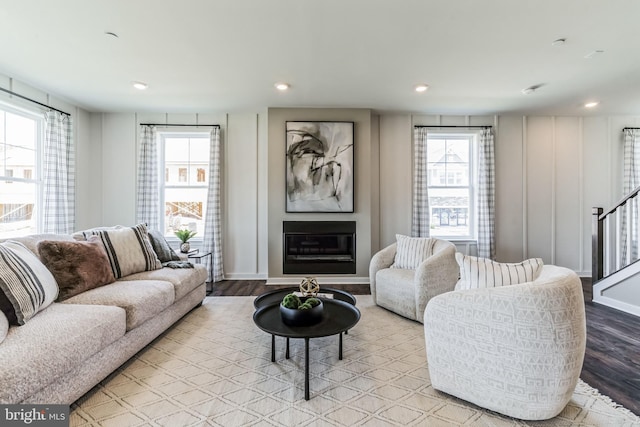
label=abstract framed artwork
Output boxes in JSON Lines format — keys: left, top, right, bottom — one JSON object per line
{"left": 285, "top": 121, "right": 354, "bottom": 213}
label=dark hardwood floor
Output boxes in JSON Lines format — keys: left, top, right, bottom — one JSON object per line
{"left": 580, "top": 278, "right": 640, "bottom": 416}
{"left": 208, "top": 279, "right": 640, "bottom": 416}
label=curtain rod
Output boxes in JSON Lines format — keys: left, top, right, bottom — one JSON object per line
{"left": 623, "top": 127, "right": 640, "bottom": 131}
{"left": 140, "top": 123, "right": 220, "bottom": 128}
{"left": 0, "top": 86, "right": 71, "bottom": 117}
{"left": 414, "top": 125, "right": 491, "bottom": 129}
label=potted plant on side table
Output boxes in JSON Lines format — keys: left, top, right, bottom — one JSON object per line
{"left": 175, "top": 229, "right": 197, "bottom": 253}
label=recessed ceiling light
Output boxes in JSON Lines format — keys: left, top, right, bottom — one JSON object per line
{"left": 275, "top": 82, "right": 290, "bottom": 91}
{"left": 521, "top": 84, "right": 542, "bottom": 95}
{"left": 551, "top": 38, "right": 566, "bottom": 46}
{"left": 585, "top": 101, "right": 599, "bottom": 108}
{"left": 132, "top": 81, "right": 148, "bottom": 90}
{"left": 414, "top": 84, "right": 429, "bottom": 93}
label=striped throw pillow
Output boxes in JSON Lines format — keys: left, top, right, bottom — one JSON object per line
{"left": 455, "top": 253, "right": 544, "bottom": 290}
{"left": 84, "top": 224, "right": 162, "bottom": 279}
{"left": 0, "top": 241, "right": 59, "bottom": 325}
{"left": 391, "top": 234, "right": 437, "bottom": 269}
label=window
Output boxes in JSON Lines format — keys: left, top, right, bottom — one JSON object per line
{"left": 0, "top": 105, "right": 42, "bottom": 239}
{"left": 426, "top": 133, "right": 476, "bottom": 239}
{"left": 159, "top": 132, "right": 210, "bottom": 239}
{"left": 178, "top": 168, "right": 187, "bottom": 182}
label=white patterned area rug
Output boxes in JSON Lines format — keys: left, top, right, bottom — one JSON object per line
{"left": 71, "top": 296, "right": 640, "bottom": 427}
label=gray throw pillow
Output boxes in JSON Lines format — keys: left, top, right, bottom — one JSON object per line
{"left": 147, "top": 229, "right": 181, "bottom": 263}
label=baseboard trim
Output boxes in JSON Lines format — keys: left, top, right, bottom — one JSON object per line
{"left": 592, "top": 295, "right": 640, "bottom": 318}
{"left": 224, "top": 273, "right": 268, "bottom": 280}
{"left": 266, "top": 276, "right": 370, "bottom": 285}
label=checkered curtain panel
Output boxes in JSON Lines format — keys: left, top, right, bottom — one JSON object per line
{"left": 42, "top": 111, "right": 75, "bottom": 233}
{"left": 620, "top": 129, "right": 640, "bottom": 265}
{"left": 136, "top": 125, "right": 159, "bottom": 231}
{"left": 477, "top": 128, "right": 496, "bottom": 259}
{"left": 203, "top": 127, "right": 224, "bottom": 282}
{"left": 411, "top": 127, "right": 430, "bottom": 237}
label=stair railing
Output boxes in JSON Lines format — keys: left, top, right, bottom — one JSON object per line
{"left": 593, "top": 184, "right": 640, "bottom": 284}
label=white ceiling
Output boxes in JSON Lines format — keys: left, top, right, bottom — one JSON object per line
{"left": 1, "top": 0, "right": 640, "bottom": 115}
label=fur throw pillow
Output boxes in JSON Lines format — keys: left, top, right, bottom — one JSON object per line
{"left": 38, "top": 237, "right": 115, "bottom": 301}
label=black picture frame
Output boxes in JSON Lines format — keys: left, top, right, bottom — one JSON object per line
{"left": 285, "top": 121, "right": 354, "bottom": 213}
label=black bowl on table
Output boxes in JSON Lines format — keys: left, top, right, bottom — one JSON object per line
{"left": 279, "top": 298, "right": 324, "bottom": 326}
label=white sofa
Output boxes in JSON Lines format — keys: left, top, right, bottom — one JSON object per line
{"left": 424, "top": 265, "right": 587, "bottom": 420}
{"left": 0, "top": 233, "right": 207, "bottom": 404}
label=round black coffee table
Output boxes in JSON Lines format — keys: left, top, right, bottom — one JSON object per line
{"left": 253, "top": 299, "right": 360, "bottom": 400}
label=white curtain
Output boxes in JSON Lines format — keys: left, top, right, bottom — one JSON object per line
{"left": 136, "top": 125, "right": 159, "bottom": 231}
{"left": 203, "top": 127, "right": 224, "bottom": 282}
{"left": 621, "top": 129, "right": 640, "bottom": 265}
{"left": 42, "top": 111, "right": 75, "bottom": 233}
{"left": 477, "top": 128, "right": 495, "bottom": 259}
{"left": 412, "top": 127, "right": 430, "bottom": 237}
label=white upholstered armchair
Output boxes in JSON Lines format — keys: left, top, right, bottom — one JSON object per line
{"left": 424, "top": 265, "right": 586, "bottom": 420}
{"left": 369, "top": 237, "right": 459, "bottom": 323}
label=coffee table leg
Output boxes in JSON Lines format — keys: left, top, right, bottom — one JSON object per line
{"left": 286, "top": 337, "right": 290, "bottom": 359}
{"left": 305, "top": 337, "right": 310, "bottom": 400}
{"left": 339, "top": 332, "right": 343, "bottom": 360}
{"left": 271, "top": 335, "right": 275, "bottom": 362}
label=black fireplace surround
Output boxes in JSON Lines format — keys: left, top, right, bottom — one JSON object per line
{"left": 283, "top": 221, "right": 356, "bottom": 274}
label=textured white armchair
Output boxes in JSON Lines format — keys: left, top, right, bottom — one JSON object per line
{"left": 424, "top": 265, "right": 587, "bottom": 420}
{"left": 369, "top": 238, "right": 459, "bottom": 323}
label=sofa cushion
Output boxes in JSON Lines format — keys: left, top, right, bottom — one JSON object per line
{"left": 455, "top": 253, "right": 544, "bottom": 290}
{"left": 0, "top": 241, "right": 59, "bottom": 325}
{"left": 72, "top": 225, "right": 119, "bottom": 241}
{"left": 122, "top": 265, "right": 207, "bottom": 301}
{"left": 37, "top": 237, "right": 116, "bottom": 301}
{"left": 0, "top": 234, "right": 75, "bottom": 258}
{"left": 147, "top": 229, "right": 181, "bottom": 263}
{"left": 62, "top": 280, "right": 175, "bottom": 331}
{"left": 391, "top": 234, "right": 436, "bottom": 269}
{"left": 0, "top": 302, "right": 126, "bottom": 404}
{"left": 83, "top": 224, "right": 162, "bottom": 279}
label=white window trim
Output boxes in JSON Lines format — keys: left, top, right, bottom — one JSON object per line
{"left": 426, "top": 132, "right": 478, "bottom": 241}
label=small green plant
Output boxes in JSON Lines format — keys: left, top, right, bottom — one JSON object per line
{"left": 281, "top": 293, "right": 301, "bottom": 309}
{"left": 306, "top": 297, "right": 321, "bottom": 307}
{"left": 281, "top": 294, "right": 322, "bottom": 310}
{"left": 174, "top": 229, "right": 197, "bottom": 243}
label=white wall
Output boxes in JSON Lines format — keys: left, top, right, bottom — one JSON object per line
{"left": 92, "top": 108, "right": 638, "bottom": 285}
{"left": 96, "top": 111, "right": 269, "bottom": 280}
{"left": 376, "top": 113, "right": 637, "bottom": 278}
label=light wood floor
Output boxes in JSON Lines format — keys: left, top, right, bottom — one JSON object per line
{"left": 209, "top": 279, "right": 640, "bottom": 416}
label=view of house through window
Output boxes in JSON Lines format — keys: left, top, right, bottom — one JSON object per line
{"left": 0, "top": 104, "right": 41, "bottom": 239}
{"left": 426, "top": 133, "right": 476, "bottom": 239}
{"left": 160, "top": 132, "right": 210, "bottom": 239}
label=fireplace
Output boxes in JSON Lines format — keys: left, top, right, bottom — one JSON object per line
{"left": 283, "top": 221, "right": 356, "bottom": 274}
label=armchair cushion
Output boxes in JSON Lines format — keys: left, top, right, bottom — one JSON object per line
{"left": 391, "top": 234, "right": 436, "bottom": 269}
{"left": 455, "top": 253, "right": 543, "bottom": 290}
